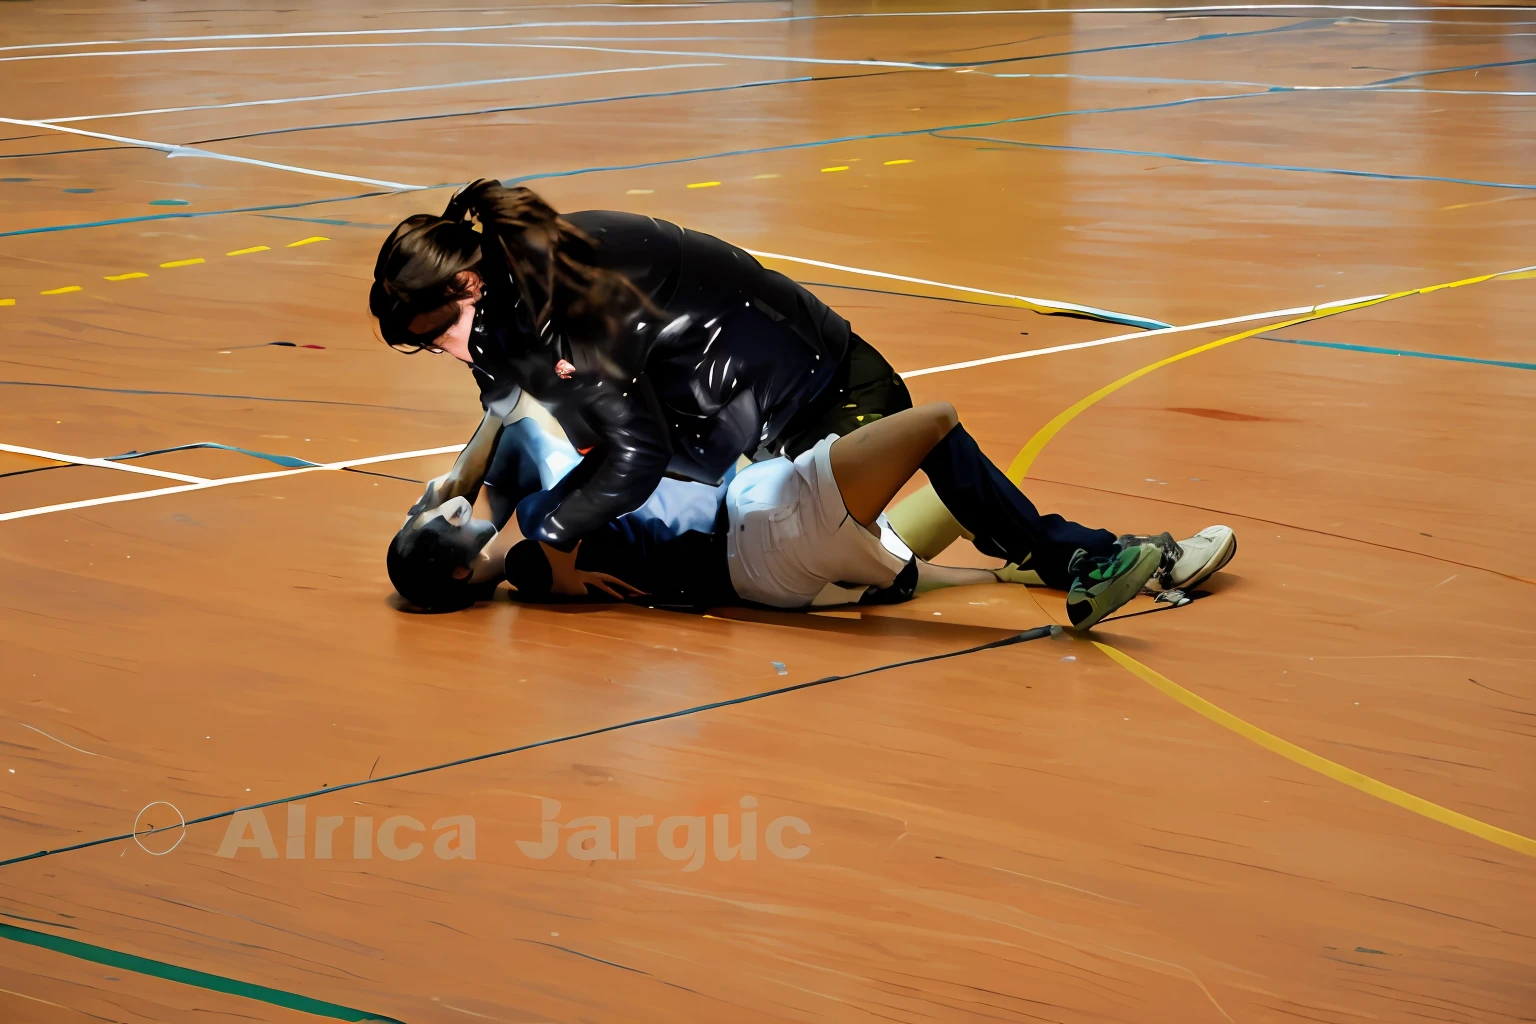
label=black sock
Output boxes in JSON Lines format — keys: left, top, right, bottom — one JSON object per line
{"left": 919, "top": 425, "right": 1117, "bottom": 589}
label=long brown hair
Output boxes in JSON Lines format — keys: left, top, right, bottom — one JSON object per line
{"left": 370, "top": 179, "right": 653, "bottom": 351}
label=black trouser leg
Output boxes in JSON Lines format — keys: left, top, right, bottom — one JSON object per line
{"left": 919, "top": 425, "right": 1117, "bottom": 589}
{"left": 778, "top": 333, "right": 913, "bottom": 457}
{"left": 777, "top": 334, "right": 1114, "bottom": 586}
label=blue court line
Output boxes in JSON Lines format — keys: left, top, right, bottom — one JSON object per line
{"left": 1, "top": 442, "right": 313, "bottom": 481}
{"left": 255, "top": 213, "right": 396, "bottom": 228}
{"left": 1263, "top": 335, "right": 1536, "bottom": 370}
{"left": 932, "top": 132, "right": 1536, "bottom": 191}
{"left": 106, "top": 442, "right": 320, "bottom": 468}
{"left": 501, "top": 94, "right": 1296, "bottom": 187}
{"left": 13, "top": 23, "right": 1315, "bottom": 153}
{"left": 6, "top": 54, "right": 1527, "bottom": 239}
{"left": 3, "top": 441, "right": 425, "bottom": 483}
{"left": 0, "top": 189, "right": 410, "bottom": 238}
{"left": 119, "top": 23, "right": 1317, "bottom": 148}
{"left": 191, "top": 74, "right": 819, "bottom": 145}
{"left": 1371, "top": 56, "right": 1536, "bottom": 85}
{"left": 9, "top": 99, "right": 1254, "bottom": 237}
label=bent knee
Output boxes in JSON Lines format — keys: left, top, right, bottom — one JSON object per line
{"left": 922, "top": 401, "right": 959, "bottom": 436}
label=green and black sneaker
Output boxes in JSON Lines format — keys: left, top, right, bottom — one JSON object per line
{"left": 1064, "top": 542, "right": 1162, "bottom": 630}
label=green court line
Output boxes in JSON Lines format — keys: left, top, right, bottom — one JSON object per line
{"left": 0, "top": 922, "right": 404, "bottom": 1022}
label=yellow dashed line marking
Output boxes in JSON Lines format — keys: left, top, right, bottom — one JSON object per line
{"left": 752, "top": 173, "right": 780, "bottom": 180}
{"left": 884, "top": 159, "right": 913, "bottom": 166}
{"left": 686, "top": 181, "right": 721, "bottom": 189}
{"left": 821, "top": 165, "right": 850, "bottom": 173}
{"left": 8, "top": 236, "right": 329, "bottom": 310}
{"left": 1440, "top": 194, "right": 1534, "bottom": 212}
{"left": 625, "top": 188, "right": 654, "bottom": 195}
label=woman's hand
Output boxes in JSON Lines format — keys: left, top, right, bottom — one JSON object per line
{"left": 539, "top": 541, "right": 646, "bottom": 600}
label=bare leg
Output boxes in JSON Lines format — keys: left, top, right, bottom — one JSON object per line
{"left": 829, "top": 403, "right": 959, "bottom": 527}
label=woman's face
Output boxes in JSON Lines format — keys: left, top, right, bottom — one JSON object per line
{"left": 409, "top": 270, "right": 483, "bottom": 363}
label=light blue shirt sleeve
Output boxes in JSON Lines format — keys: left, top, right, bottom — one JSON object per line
{"left": 507, "top": 414, "right": 727, "bottom": 540}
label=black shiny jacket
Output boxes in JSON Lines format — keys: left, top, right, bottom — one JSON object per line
{"left": 467, "top": 211, "right": 851, "bottom": 548}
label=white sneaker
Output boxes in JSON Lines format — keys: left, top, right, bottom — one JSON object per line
{"left": 1144, "top": 525, "right": 1237, "bottom": 593}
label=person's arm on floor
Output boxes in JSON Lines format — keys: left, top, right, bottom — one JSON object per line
{"left": 407, "top": 392, "right": 526, "bottom": 520}
{"left": 539, "top": 540, "right": 646, "bottom": 599}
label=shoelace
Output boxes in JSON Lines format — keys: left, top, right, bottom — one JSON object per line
{"left": 1117, "top": 532, "right": 1183, "bottom": 581}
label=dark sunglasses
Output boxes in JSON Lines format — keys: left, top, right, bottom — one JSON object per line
{"left": 380, "top": 303, "right": 463, "bottom": 354}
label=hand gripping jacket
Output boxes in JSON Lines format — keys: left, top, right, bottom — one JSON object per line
{"left": 467, "top": 211, "right": 851, "bottom": 549}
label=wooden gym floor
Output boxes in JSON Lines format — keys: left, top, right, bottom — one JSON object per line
{"left": 0, "top": 1, "right": 1533, "bottom": 1021}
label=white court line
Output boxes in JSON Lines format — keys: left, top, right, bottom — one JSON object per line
{"left": 6, "top": 263, "right": 1531, "bottom": 523}
{"left": 989, "top": 72, "right": 1536, "bottom": 95}
{"left": 16, "top": 722, "right": 101, "bottom": 757}
{"left": 900, "top": 303, "right": 1329, "bottom": 377}
{"left": 0, "top": 446, "right": 465, "bottom": 523}
{"left": 41, "top": 63, "right": 721, "bottom": 124}
{"left": 0, "top": 442, "right": 209, "bottom": 483}
{"left": 902, "top": 262, "right": 1536, "bottom": 377}
{"left": 0, "top": 41, "right": 937, "bottom": 71}
{"left": 3, "top": 7, "right": 1530, "bottom": 55}
{"left": 0, "top": 117, "right": 425, "bottom": 191}
{"left": 747, "top": 249, "right": 1170, "bottom": 330}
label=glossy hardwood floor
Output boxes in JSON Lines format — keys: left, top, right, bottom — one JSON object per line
{"left": 1, "top": 2, "right": 1533, "bottom": 1021}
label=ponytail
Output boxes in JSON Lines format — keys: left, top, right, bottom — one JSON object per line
{"left": 370, "top": 178, "right": 656, "bottom": 352}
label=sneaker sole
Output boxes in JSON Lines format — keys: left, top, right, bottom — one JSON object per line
{"left": 1066, "top": 543, "right": 1162, "bottom": 631}
{"left": 1175, "top": 529, "right": 1238, "bottom": 592}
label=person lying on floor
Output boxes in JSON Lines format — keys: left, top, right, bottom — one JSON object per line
{"left": 386, "top": 400, "right": 1237, "bottom": 629}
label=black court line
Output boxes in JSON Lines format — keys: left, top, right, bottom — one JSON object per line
{"left": 0, "top": 625, "right": 1055, "bottom": 870}
{"left": 0, "top": 145, "right": 136, "bottom": 161}
{"left": 256, "top": 213, "right": 396, "bottom": 229}
{"left": 0, "top": 460, "right": 422, "bottom": 484}
{"left": 1100, "top": 590, "right": 1212, "bottom": 623}
{"left": 1028, "top": 473, "right": 1534, "bottom": 588}
{"left": 342, "top": 466, "right": 423, "bottom": 484}
{"left": 0, "top": 189, "right": 406, "bottom": 239}
{"left": 798, "top": 280, "right": 1038, "bottom": 310}
{"left": 185, "top": 72, "right": 890, "bottom": 146}
{"left": 0, "top": 380, "right": 432, "bottom": 411}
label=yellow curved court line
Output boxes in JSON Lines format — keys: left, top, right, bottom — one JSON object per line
{"left": 1007, "top": 264, "right": 1535, "bottom": 482}
{"left": 1094, "top": 644, "right": 1536, "bottom": 858}
{"left": 1012, "top": 264, "right": 1536, "bottom": 858}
